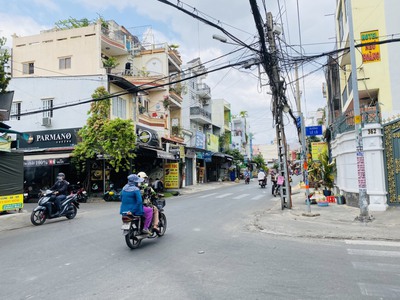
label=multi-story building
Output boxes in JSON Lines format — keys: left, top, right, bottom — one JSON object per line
{"left": 6, "top": 19, "right": 182, "bottom": 193}
{"left": 326, "top": 0, "right": 400, "bottom": 210}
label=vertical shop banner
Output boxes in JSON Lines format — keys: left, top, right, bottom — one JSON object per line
{"left": 311, "top": 142, "right": 328, "bottom": 161}
{"left": 206, "top": 133, "right": 219, "bottom": 152}
{"left": 195, "top": 131, "right": 205, "bottom": 149}
{"left": 361, "top": 30, "right": 381, "bottom": 63}
{"left": 164, "top": 162, "right": 179, "bottom": 189}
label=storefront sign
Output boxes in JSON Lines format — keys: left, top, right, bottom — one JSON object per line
{"left": 195, "top": 131, "right": 205, "bottom": 149}
{"left": 0, "top": 194, "right": 23, "bottom": 211}
{"left": 311, "top": 142, "right": 328, "bottom": 161}
{"left": 136, "top": 125, "right": 160, "bottom": 147}
{"left": 19, "top": 128, "right": 80, "bottom": 149}
{"left": 24, "top": 157, "right": 70, "bottom": 167}
{"left": 206, "top": 133, "right": 219, "bottom": 152}
{"left": 361, "top": 30, "right": 381, "bottom": 63}
{"left": 164, "top": 162, "right": 179, "bottom": 189}
{"left": 204, "top": 151, "right": 212, "bottom": 163}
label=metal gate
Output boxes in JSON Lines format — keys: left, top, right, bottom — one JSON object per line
{"left": 383, "top": 118, "right": 400, "bottom": 205}
{"left": 185, "top": 158, "right": 193, "bottom": 186}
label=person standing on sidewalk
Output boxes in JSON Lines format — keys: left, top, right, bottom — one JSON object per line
{"left": 271, "top": 171, "right": 278, "bottom": 196}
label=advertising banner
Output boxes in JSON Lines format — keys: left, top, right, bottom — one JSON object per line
{"left": 164, "top": 162, "right": 179, "bottom": 189}
{"left": 361, "top": 30, "right": 381, "bottom": 63}
{"left": 0, "top": 194, "right": 23, "bottom": 211}
{"left": 311, "top": 142, "right": 328, "bottom": 161}
{"left": 206, "top": 133, "right": 219, "bottom": 152}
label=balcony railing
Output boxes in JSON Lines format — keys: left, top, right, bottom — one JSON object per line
{"left": 190, "top": 106, "right": 212, "bottom": 122}
{"left": 331, "top": 106, "right": 381, "bottom": 138}
{"left": 196, "top": 83, "right": 211, "bottom": 99}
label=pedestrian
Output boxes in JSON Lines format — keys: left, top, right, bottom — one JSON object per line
{"left": 119, "top": 174, "right": 153, "bottom": 234}
{"left": 271, "top": 171, "right": 278, "bottom": 196}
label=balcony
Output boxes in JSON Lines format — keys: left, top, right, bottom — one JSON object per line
{"left": 196, "top": 83, "right": 211, "bottom": 100}
{"left": 190, "top": 106, "right": 212, "bottom": 124}
{"left": 138, "top": 112, "right": 166, "bottom": 129}
{"left": 101, "top": 27, "right": 128, "bottom": 56}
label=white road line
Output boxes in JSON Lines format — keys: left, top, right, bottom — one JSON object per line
{"left": 233, "top": 194, "right": 250, "bottom": 199}
{"left": 358, "top": 282, "right": 400, "bottom": 298}
{"left": 347, "top": 248, "right": 400, "bottom": 258}
{"left": 352, "top": 262, "right": 400, "bottom": 273}
{"left": 251, "top": 195, "right": 265, "bottom": 200}
{"left": 198, "top": 193, "right": 218, "bottom": 198}
{"left": 345, "top": 240, "right": 400, "bottom": 247}
{"left": 215, "top": 193, "right": 233, "bottom": 199}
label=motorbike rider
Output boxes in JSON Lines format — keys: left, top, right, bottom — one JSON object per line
{"left": 257, "top": 169, "right": 267, "bottom": 185}
{"left": 49, "top": 172, "right": 69, "bottom": 216}
{"left": 138, "top": 171, "right": 160, "bottom": 233}
{"left": 120, "top": 174, "right": 153, "bottom": 234}
{"left": 244, "top": 168, "right": 250, "bottom": 183}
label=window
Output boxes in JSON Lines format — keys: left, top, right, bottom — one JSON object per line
{"left": 112, "top": 96, "right": 127, "bottom": 119}
{"left": 11, "top": 102, "right": 21, "bottom": 120}
{"left": 59, "top": 57, "right": 71, "bottom": 69}
{"left": 42, "top": 98, "right": 53, "bottom": 118}
{"left": 23, "top": 62, "right": 34, "bottom": 74}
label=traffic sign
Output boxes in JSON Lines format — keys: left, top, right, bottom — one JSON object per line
{"left": 305, "top": 125, "right": 322, "bottom": 136}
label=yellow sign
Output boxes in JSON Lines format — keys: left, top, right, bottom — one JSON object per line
{"left": 0, "top": 194, "right": 24, "bottom": 211}
{"left": 164, "top": 162, "right": 179, "bottom": 189}
{"left": 354, "top": 115, "right": 361, "bottom": 124}
{"left": 361, "top": 30, "right": 380, "bottom": 63}
{"left": 311, "top": 142, "right": 328, "bottom": 161}
{"left": 206, "top": 133, "right": 219, "bottom": 152}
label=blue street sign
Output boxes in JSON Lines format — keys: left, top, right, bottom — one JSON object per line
{"left": 296, "top": 116, "right": 301, "bottom": 129}
{"left": 305, "top": 125, "right": 322, "bottom": 136}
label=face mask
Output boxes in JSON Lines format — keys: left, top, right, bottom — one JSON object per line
{"left": 138, "top": 182, "right": 142, "bottom": 187}
{"left": 57, "top": 176, "right": 63, "bottom": 181}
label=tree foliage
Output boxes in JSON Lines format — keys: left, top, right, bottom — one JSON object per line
{"left": 224, "top": 148, "right": 244, "bottom": 166}
{"left": 72, "top": 87, "right": 137, "bottom": 173}
{"left": 0, "top": 37, "right": 11, "bottom": 93}
{"left": 252, "top": 153, "right": 268, "bottom": 172}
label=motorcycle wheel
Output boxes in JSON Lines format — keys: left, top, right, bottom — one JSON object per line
{"left": 103, "top": 194, "right": 110, "bottom": 202}
{"left": 66, "top": 205, "right": 77, "bottom": 219}
{"left": 125, "top": 228, "right": 141, "bottom": 249}
{"left": 157, "top": 213, "right": 167, "bottom": 237}
{"left": 31, "top": 210, "right": 47, "bottom": 226}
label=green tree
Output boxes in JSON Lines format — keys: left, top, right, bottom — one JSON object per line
{"left": 252, "top": 153, "right": 268, "bottom": 172}
{"left": 0, "top": 37, "right": 11, "bottom": 93}
{"left": 224, "top": 148, "right": 244, "bottom": 167}
{"left": 72, "top": 87, "right": 137, "bottom": 173}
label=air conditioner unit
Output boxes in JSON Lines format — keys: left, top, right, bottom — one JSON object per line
{"left": 42, "top": 117, "right": 51, "bottom": 126}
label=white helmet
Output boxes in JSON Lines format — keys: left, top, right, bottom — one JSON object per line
{"left": 137, "top": 171, "right": 148, "bottom": 178}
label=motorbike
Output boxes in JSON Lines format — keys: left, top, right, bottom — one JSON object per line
{"left": 245, "top": 176, "right": 250, "bottom": 184}
{"left": 121, "top": 194, "right": 167, "bottom": 249}
{"left": 69, "top": 182, "right": 88, "bottom": 203}
{"left": 258, "top": 178, "right": 267, "bottom": 188}
{"left": 30, "top": 190, "right": 80, "bottom": 226}
{"left": 103, "top": 183, "right": 121, "bottom": 201}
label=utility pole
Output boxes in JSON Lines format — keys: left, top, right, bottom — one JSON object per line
{"left": 266, "top": 12, "right": 292, "bottom": 209}
{"left": 347, "top": 0, "right": 371, "bottom": 222}
{"left": 295, "top": 64, "right": 312, "bottom": 214}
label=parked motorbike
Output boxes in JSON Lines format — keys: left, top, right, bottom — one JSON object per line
{"left": 103, "top": 183, "right": 121, "bottom": 201}
{"left": 30, "top": 190, "right": 80, "bottom": 226}
{"left": 69, "top": 182, "right": 88, "bottom": 203}
{"left": 121, "top": 196, "right": 167, "bottom": 249}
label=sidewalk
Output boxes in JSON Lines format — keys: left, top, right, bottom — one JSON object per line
{"left": 1, "top": 181, "right": 400, "bottom": 241}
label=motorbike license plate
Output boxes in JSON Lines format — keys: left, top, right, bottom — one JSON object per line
{"left": 121, "top": 223, "right": 136, "bottom": 230}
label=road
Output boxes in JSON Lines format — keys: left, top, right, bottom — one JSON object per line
{"left": 1, "top": 181, "right": 400, "bottom": 299}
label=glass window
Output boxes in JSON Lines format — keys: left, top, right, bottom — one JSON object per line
{"left": 42, "top": 98, "right": 53, "bottom": 118}
{"left": 11, "top": 102, "right": 21, "bottom": 120}
{"left": 59, "top": 57, "right": 71, "bottom": 69}
{"left": 112, "top": 96, "right": 127, "bottom": 119}
{"left": 23, "top": 62, "right": 34, "bottom": 74}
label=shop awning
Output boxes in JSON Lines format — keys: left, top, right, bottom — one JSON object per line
{"left": 24, "top": 153, "right": 71, "bottom": 161}
{"left": 212, "top": 152, "right": 225, "bottom": 158}
{"left": 138, "top": 145, "right": 177, "bottom": 160}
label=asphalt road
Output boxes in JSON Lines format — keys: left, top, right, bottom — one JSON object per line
{"left": 1, "top": 182, "right": 400, "bottom": 299}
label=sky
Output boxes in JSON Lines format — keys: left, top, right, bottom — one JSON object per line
{"left": 0, "top": 0, "right": 337, "bottom": 147}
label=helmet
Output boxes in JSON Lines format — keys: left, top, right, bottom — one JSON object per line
{"left": 57, "top": 173, "right": 65, "bottom": 180}
{"left": 137, "top": 171, "right": 148, "bottom": 178}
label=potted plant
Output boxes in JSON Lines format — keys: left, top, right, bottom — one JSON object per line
{"left": 0, "top": 37, "right": 14, "bottom": 121}
{"left": 310, "top": 152, "right": 336, "bottom": 196}
{"left": 102, "top": 56, "right": 119, "bottom": 74}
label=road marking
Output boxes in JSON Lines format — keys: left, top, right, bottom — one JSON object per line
{"left": 198, "top": 193, "right": 218, "bottom": 198}
{"left": 352, "top": 262, "right": 400, "bottom": 273}
{"left": 215, "top": 193, "right": 233, "bottom": 199}
{"left": 347, "top": 248, "right": 400, "bottom": 258}
{"left": 358, "top": 282, "right": 400, "bottom": 298}
{"left": 233, "top": 194, "right": 250, "bottom": 199}
{"left": 251, "top": 195, "right": 265, "bottom": 200}
{"left": 345, "top": 240, "right": 400, "bottom": 247}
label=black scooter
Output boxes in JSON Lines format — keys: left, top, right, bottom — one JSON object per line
{"left": 30, "top": 190, "right": 80, "bottom": 225}
{"left": 121, "top": 197, "right": 167, "bottom": 249}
